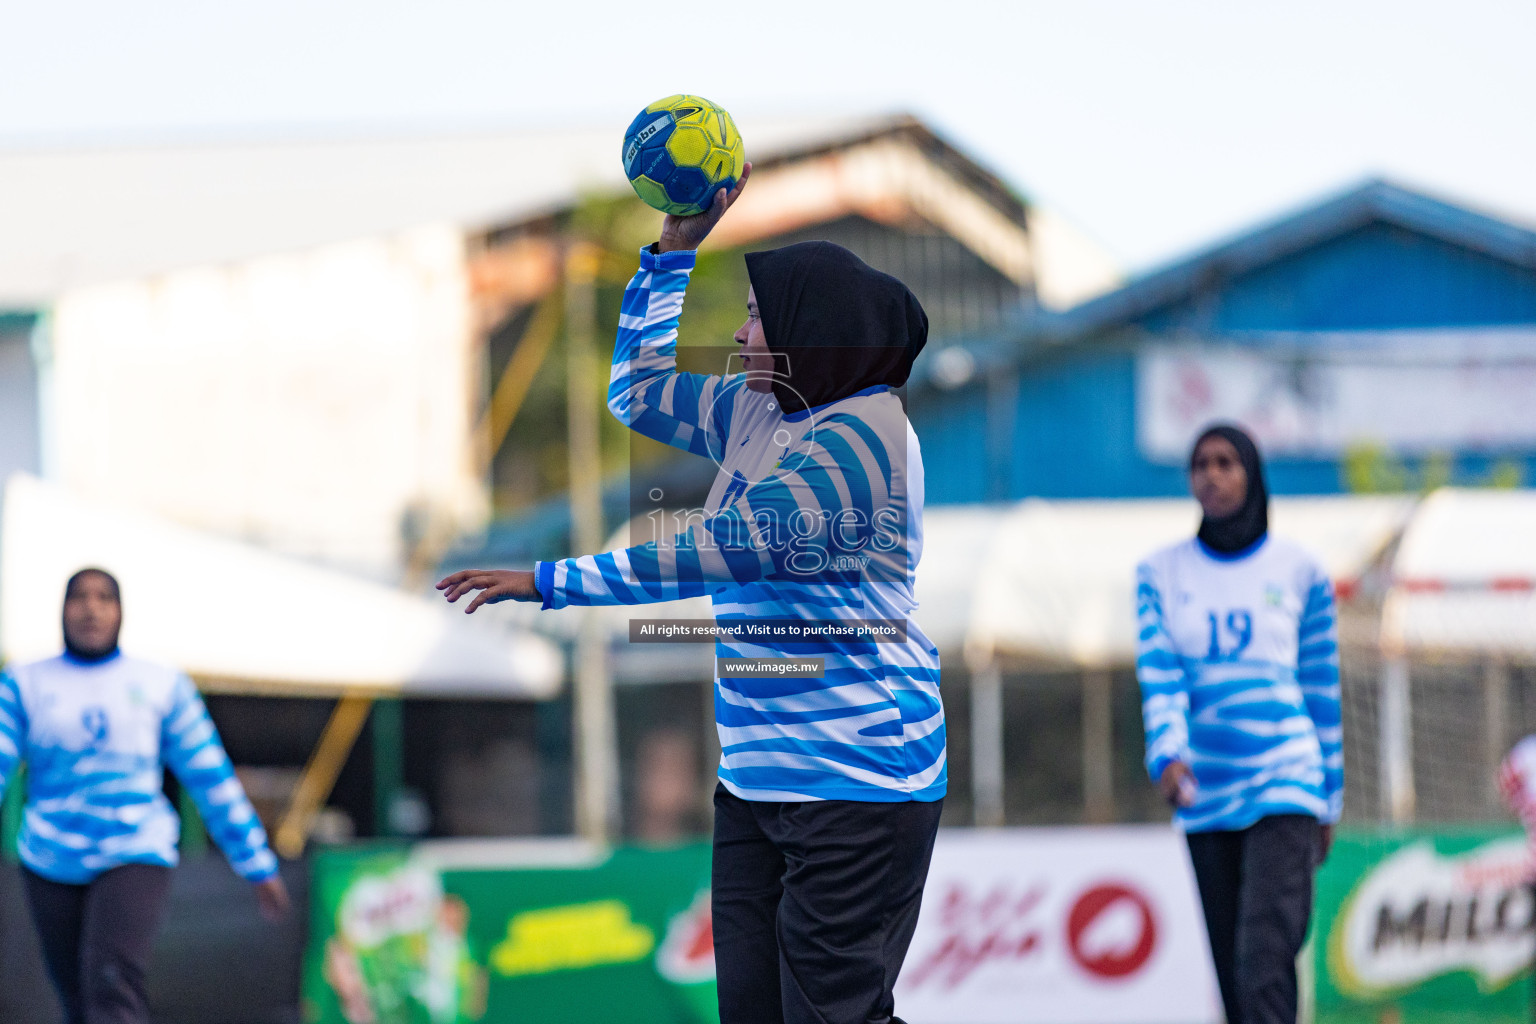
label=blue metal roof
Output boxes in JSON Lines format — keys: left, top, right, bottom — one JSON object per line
{"left": 1038, "top": 178, "right": 1536, "bottom": 341}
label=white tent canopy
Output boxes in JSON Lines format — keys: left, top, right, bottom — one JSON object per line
{"left": 1384, "top": 487, "right": 1536, "bottom": 659}
{"left": 0, "top": 474, "right": 562, "bottom": 697}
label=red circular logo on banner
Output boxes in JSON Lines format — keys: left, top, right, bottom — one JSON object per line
{"left": 1065, "top": 883, "right": 1157, "bottom": 979}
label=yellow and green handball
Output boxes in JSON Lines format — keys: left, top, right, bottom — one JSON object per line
{"left": 622, "top": 94, "right": 746, "bottom": 216}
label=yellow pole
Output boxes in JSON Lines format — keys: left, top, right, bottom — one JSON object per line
{"left": 273, "top": 693, "right": 377, "bottom": 858}
{"left": 566, "top": 242, "right": 619, "bottom": 844}
{"left": 477, "top": 294, "right": 564, "bottom": 476}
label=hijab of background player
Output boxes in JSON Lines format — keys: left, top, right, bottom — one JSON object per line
{"left": 63, "top": 566, "right": 122, "bottom": 663}
{"left": 744, "top": 241, "right": 929, "bottom": 415}
{"left": 1192, "top": 423, "right": 1269, "bottom": 555}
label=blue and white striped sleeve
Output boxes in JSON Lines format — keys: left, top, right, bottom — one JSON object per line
{"left": 1298, "top": 568, "right": 1344, "bottom": 823}
{"left": 537, "top": 414, "right": 889, "bottom": 608}
{"left": 161, "top": 675, "right": 278, "bottom": 881}
{"left": 606, "top": 245, "right": 743, "bottom": 460}
{"left": 0, "top": 671, "right": 25, "bottom": 795}
{"left": 1135, "top": 562, "right": 1191, "bottom": 783}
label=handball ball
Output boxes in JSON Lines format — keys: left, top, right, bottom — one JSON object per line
{"left": 622, "top": 95, "right": 745, "bottom": 217}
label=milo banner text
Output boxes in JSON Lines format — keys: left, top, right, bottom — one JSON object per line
{"left": 1316, "top": 828, "right": 1536, "bottom": 1023}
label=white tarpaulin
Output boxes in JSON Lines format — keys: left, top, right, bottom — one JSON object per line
{"left": 961, "top": 494, "right": 1417, "bottom": 668}
{"left": 1384, "top": 487, "right": 1536, "bottom": 658}
{"left": 0, "top": 474, "right": 561, "bottom": 697}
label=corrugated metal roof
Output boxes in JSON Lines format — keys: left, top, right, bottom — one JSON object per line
{"left": 1039, "top": 178, "right": 1536, "bottom": 341}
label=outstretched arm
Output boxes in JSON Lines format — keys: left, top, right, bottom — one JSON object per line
{"left": 441, "top": 469, "right": 822, "bottom": 611}
{"left": 607, "top": 167, "right": 753, "bottom": 458}
{"left": 440, "top": 412, "right": 893, "bottom": 612}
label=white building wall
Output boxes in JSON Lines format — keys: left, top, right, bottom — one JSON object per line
{"left": 50, "top": 224, "right": 484, "bottom": 579}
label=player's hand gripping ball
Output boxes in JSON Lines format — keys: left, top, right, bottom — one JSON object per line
{"left": 623, "top": 95, "right": 745, "bottom": 216}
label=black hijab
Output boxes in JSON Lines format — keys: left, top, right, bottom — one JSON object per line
{"left": 1192, "top": 424, "right": 1269, "bottom": 555}
{"left": 743, "top": 242, "right": 928, "bottom": 416}
{"left": 62, "top": 566, "right": 122, "bottom": 663}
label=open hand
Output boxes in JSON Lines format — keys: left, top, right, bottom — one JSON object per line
{"left": 658, "top": 162, "right": 752, "bottom": 254}
{"left": 255, "top": 874, "right": 291, "bottom": 923}
{"left": 437, "top": 569, "right": 540, "bottom": 612}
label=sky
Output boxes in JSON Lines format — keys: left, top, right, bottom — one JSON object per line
{"left": 2, "top": 0, "right": 1532, "bottom": 271}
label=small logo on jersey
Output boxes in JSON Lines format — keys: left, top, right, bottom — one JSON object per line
{"left": 1265, "top": 584, "right": 1285, "bottom": 607}
{"left": 739, "top": 435, "right": 751, "bottom": 447}
{"left": 719, "top": 470, "right": 751, "bottom": 508}
{"left": 80, "top": 706, "right": 111, "bottom": 749}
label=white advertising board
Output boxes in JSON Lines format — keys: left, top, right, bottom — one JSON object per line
{"left": 895, "top": 826, "right": 1220, "bottom": 1024}
{"left": 1137, "top": 333, "right": 1536, "bottom": 463}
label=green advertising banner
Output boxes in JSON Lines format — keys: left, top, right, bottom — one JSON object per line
{"left": 1315, "top": 827, "right": 1536, "bottom": 1024}
{"left": 304, "top": 842, "right": 716, "bottom": 1024}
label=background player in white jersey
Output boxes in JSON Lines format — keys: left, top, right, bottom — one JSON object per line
{"left": 1497, "top": 736, "right": 1536, "bottom": 1021}
{"left": 439, "top": 169, "right": 946, "bottom": 1024}
{"left": 1499, "top": 734, "right": 1536, "bottom": 843}
{"left": 1135, "top": 425, "right": 1342, "bottom": 1024}
{"left": 0, "top": 568, "right": 288, "bottom": 1024}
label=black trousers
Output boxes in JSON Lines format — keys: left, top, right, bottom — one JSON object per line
{"left": 711, "top": 785, "right": 943, "bottom": 1024}
{"left": 22, "top": 863, "right": 173, "bottom": 1024}
{"left": 1186, "top": 814, "right": 1321, "bottom": 1024}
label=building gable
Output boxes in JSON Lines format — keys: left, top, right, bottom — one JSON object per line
{"left": 1138, "top": 220, "right": 1536, "bottom": 333}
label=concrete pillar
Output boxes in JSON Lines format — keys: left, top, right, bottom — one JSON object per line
{"left": 1082, "top": 669, "right": 1115, "bottom": 823}
{"left": 971, "top": 659, "right": 1005, "bottom": 828}
{"left": 1380, "top": 657, "right": 1415, "bottom": 823}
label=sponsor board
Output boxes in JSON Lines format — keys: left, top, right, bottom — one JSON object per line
{"left": 305, "top": 844, "right": 716, "bottom": 1024}
{"left": 1316, "top": 828, "right": 1536, "bottom": 1021}
{"left": 307, "top": 850, "right": 489, "bottom": 1024}
{"left": 894, "top": 826, "right": 1221, "bottom": 1024}
{"left": 307, "top": 828, "right": 1229, "bottom": 1024}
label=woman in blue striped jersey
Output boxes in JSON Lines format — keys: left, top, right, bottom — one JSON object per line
{"left": 0, "top": 567, "right": 288, "bottom": 1024}
{"left": 1135, "top": 425, "right": 1342, "bottom": 1024}
{"left": 441, "top": 167, "right": 947, "bottom": 1024}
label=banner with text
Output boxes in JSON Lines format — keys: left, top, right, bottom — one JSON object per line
{"left": 1137, "top": 335, "right": 1536, "bottom": 462}
{"left": 894, "top": 826, "right": 1222, "bottom": 1024}
{"left": 1315, "top": 827, "right": 1536, "bottom": 1023}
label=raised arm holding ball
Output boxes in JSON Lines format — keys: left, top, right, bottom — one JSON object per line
{"left": 441, "top": 94, "right": 947, "bottom": 1024}
{"left": 436, "top": 170, "right": 751, "bottom": 612}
